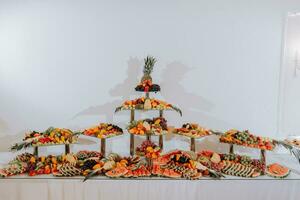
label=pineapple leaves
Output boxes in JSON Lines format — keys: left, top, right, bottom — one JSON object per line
{"left": 143, "top": 56, "right": 156, "bottom": 75}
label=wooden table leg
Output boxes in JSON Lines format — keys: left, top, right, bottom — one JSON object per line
{"left": 33, "top": 146, "right": 39, "bottom": 157}
{"left": 65, "top": 144, "right": 70, "bottom": 154}
{"left": 146, "top": 135, "right": 151, "bottom": 141}
{"left": 130, "top": 134, "right": 134, "bottom": 156}
{"left": 260, "top": 149, "right": 266, "bottom": 175}
{"left": 191, "top": 138, "right": 196, "bottom": 152}
{"left": 159, "top": 110, "right": 163, "bottom": 149}
{"left": 159, "top": 110, "right": 163, "bottom": 117}
{"left": 130, "top": 110, "right": 135, "bottom": 156}
{"left": 101, "top": 139, "right": 106, "bottom": 156}
{"left": 159, "top": 135, "right": 163, "bottom": 149}
{"left": 229, "top": 144, "right": 234, "bottom": 154}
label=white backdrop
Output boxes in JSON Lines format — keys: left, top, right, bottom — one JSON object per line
{"left": 1, "top": 0, "right": 300, "bottom": 150}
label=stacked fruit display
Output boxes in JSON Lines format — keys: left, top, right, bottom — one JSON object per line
{"left": 174, "top": 123, "right": 211, "bottom": 138}
{"left": 10, "top": 127, "right": 78, "bottom": 151}
{"left": 115, "top": 97, "right": 182, "bottom": 115}
{"left": 219, "top": 129, "right": 275, "bottom": 150}
{"left": 127, "top": 117, "right": 168, "bottom": 136}
{"left": 82, "top": 123, "right": 123, "bottom": 139}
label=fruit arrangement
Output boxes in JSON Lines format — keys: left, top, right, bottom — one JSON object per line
{"left": 266, "top": 163, "right": 290, "bottom": 178}
{"left": 174, "top": 123, "right": 211, "bottom": 138}
{"left": 11, "top": 127, "right": 78, "bottom": 151}
{"left": 127, "top": 117, "right": 168, "bottom": 136}
{"left": 219, "top": 129, "right": 275, "bottom": 150}
{"left": 136, "top": 140, "right": 161, "bottom": 159}
{"left": 221, "top": 161, "right": 261, "bottom": 178}
{"left": 152, "top": 150, "right": 223, "bottom": 179}
{"left": 135, "top": 56, "right": 160, "bottom": 93}
{"left": 135, "top": 80, "right": 160, "bottom": 93}
{"left": 115, "top": 97, "right": 182, "bottom": 115}
{"left": 197, "top": 150, "right": 265, "bottom": 178}
{"left": 82, "top": 123, "right": 123, "bottom": 139}
{"left": 83, "top": 153, "right": 151, "bottom": 179}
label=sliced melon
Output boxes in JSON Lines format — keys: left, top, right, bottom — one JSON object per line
{"left": 266, "top": 163, "right": 290, "bottom": 179}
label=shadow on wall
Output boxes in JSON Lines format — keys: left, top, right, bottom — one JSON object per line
{"left": 73, "top": 57, "right": 233, "bottom": 148}
{"left": 73, "top": 57, "right": 143, "bottom": 122}
{"left": 160, "top": 62, "right": 232, "bottom": 132}
{"left": 0, "top": 118, "right": 9, "bottom": 136}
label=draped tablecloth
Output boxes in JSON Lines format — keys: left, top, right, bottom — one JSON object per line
{"left": 1, "top": 134, "right": 300, "bottom": 200}
{"left": 0, "top": 178, "right": 300, "bottom": 200}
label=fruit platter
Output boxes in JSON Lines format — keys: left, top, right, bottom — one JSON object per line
{"left": 82, "top": 123, "right": 123, "bottom": 139}
{"left": 135, "top": 56, "right": 160, "bottom": 93}
{"left": 115, "top": 97, "right": 182, "bottom": 115}
{"left": 197, "top": 150, "right": 273, "bottom": 178}
{"left": 174, "top": 123, "right": 211, "bottom": 139}
{"left": 127, "top": 117, "right": 168, "bottom": 136}
{"left": 10, "top": 127, "right": 79, "bottom": 151}
{"left": 219, "top": 129, "right": 275, "bottom": 150}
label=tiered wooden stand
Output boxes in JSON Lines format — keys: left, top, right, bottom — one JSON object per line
{"left": 116, "top": 90, "right": 182, "bottom": 156}
{"left": 173, "top": 133, "right": 212, "bottom": 152}
{"left": 33, "top": 143, "right": 72, "bottom": 157}
{"left": 129, "top": 103, "right": 167, "bottom": 156}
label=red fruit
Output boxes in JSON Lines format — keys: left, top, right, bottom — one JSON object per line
{"left": 29, "top": 171, "right": 36, "bottom": 176}
{"left": 36, "top": 169, "right": 45, "bottom": 174}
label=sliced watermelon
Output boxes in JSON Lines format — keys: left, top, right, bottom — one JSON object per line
{"left": 266, "top": 163, "right": 290, "bottom": 179}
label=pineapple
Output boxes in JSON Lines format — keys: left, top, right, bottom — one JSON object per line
{"left": 141, "top": 56, "right": 156, "bottom": 83}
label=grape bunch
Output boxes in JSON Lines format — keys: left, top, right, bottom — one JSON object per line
{"left": 153, "top": 117, "right": 167, "bottom": 130}
{"left": 252, "top": 159, "right": 265, "bottom": 172}
{"left": 234, "top": 130, "right": 257, "bottom": 145}
{"left": 81, "top": 159, "right": 98, "bottom": 171}
{"left": 240, "top": 155, "right": 252, "bottom": 165}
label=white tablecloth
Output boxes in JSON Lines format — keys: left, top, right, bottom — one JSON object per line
{"left": 0, "top": 178, "right": 300, "bottom": 200}
{"left": 1, "top": 134, "right": 300, "bottom": 200}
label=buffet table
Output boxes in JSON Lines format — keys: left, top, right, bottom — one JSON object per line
{"left": 1, "top": 152, "right": 300, "bottom": 200}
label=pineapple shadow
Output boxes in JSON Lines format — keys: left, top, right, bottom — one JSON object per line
{"left": 73, "top": 57, "right": 143, "bottom": 124}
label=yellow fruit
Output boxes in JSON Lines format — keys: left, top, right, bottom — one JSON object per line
{"left": 41, "top": 156, "right": 46, "bottom": 162}
{"left": 93, "top": 164, "right": 102, "bottom": 170}
{"left": 146, "top": 146, "right": 154, "bottom": 153}
{"left": 30, "top": 157, "right": 36, "bottom": 163}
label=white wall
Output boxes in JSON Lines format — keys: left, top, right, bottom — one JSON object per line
{"left": 1, "top": 0, "right": 300, "bottom": 142}
{"left": 279, "top": 13, "right": 300, "bottom": 136}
